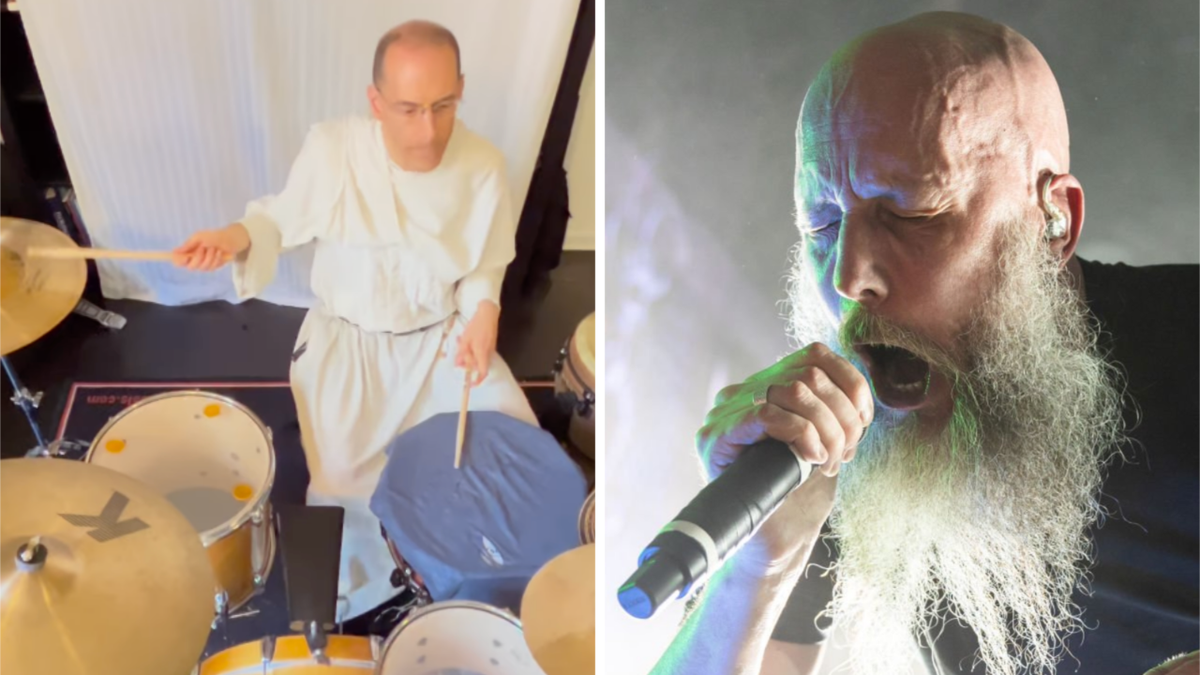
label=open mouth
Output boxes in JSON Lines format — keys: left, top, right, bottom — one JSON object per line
{"left": 855, "top": 343, "right": 933, "bottom": 411}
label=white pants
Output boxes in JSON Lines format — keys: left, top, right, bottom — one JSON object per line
{"left": 289, "top": 306, "right": 536, "bottom": 620}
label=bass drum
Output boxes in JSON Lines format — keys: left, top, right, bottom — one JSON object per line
{"left": 198, "top": 635, "right": 375, "bottom": 674}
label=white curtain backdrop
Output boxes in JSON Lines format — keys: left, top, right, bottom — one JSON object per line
{"left": 20, "top": 0, "right": 580, "bottom": 307}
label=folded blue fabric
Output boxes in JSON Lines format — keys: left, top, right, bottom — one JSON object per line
{"left": 370, "top": 411, "right": 588, "bottom": 614}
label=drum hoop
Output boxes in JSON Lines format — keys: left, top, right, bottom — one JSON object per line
{"left": 578, "top": 491, "right": 595, "bottom": 545}
{"left": 566, "top": 336, "right": 597, "bottom": 395}
{"left": 375, "top": 600, "right": 523, "bottom": 669}
{"left": 83, "top": 389, "right": 277, "bottom": 546}
{"left": 572, "top": 313, "right": 596, "bottom": 375}
{"left": 382, "top": 530, "right": 431, "bottom": 602}
{"left": 199, "top": 634, "right": 375, "bottom": 674}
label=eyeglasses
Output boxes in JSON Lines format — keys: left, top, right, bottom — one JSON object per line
{"left": 387, "top": 97, "right": 460, "bottom": 122}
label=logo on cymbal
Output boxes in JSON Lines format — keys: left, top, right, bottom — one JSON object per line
{"left": 59, "top": 491, "right": 149, "bottom": 542}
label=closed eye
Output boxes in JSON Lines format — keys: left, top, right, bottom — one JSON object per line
{"left": 807, "top": 220, "right": 842, "bottom": 244}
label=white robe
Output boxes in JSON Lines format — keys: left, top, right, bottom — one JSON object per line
{"left": 231, "top": 116, "right": 537, "bottom": 621}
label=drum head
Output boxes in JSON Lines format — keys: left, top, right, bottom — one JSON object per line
{"left": 378, "top": 601, "right": 543, "bottom": 675}
{"left": 88, "top": 391, "right": 274, "bottom": 544}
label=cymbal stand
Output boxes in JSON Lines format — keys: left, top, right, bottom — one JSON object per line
{"left": 2, "top": 356, "right": 46, "bottom": 448}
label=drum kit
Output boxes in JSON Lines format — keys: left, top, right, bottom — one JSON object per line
{"left": 0, "top": 217, "right": 599, "bottom": 674}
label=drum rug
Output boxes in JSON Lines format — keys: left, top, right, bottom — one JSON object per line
{"left": 54, "top": 379, "right": 587, "bottom": 661}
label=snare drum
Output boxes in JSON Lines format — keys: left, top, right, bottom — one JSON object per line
{"left": 198, "top": 635, "right": 375, "bottom": 674}
{"left": 578, "top": 491, "right": 595, "bottom": 545}
{"left": 376, "top": 601, "right": 544, "bottom": 675}
{"left": 553, "top": 313, "right": 596, "bottom": 459}
{"left": 86, "top": 390, "right": 276, "bottom": 614}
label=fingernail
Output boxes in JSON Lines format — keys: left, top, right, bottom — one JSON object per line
{"left": 860, "top": 408, "right": 871, "bottom": 426}
{"left": 815, "top": 444, "right": 829, "bottom": 464}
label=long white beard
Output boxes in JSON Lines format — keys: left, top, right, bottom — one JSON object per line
{"left": 786, "top": 223, "right": 1125, "bottom": 674}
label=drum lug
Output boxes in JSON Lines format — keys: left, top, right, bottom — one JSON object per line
{"left": 305, "top": 620, "right": 330, "bottom": 666}
{"left": 260, "top": 634, "right": 276, "bottom": 665}
{"left": 250, "top": 504, "right": 273, "bottom": 591}
{"left": 552, "top": 345, "right": 568, "bottom": 374}
{"left": 211, "top": 589, "right": 229, "bottom": 629}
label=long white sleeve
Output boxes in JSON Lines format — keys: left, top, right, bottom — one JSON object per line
{"left": 233, "top": 124, "right": 343, "bottom": 299}
{"left": 454, "top": 162, "right": 517, "bottom": 318}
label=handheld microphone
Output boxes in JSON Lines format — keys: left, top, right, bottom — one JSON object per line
{"left": 617, "top": 438, "right": 811, "bottom": 619}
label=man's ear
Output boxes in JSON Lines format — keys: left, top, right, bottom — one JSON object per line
{"left": 1044, "top": 172, "right": 1084, "bottom": 264}
{"left": 367, "top": 84, "right": 384, "bottom": 120}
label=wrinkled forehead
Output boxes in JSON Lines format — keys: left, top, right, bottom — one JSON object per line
{"left": 796, "top": 36, "right": 1024, "bottom": 209}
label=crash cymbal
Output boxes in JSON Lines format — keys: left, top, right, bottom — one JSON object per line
{"left": 521, "top": 544, "right": 595, "bottom": 675}
{"left": 0, "top": 217, "right": 87, "bottom": 355}
{"left": 1, "top": 458, "right": 216, "bottom": 675}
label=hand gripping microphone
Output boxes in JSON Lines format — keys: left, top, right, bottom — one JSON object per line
{"left": 617, "top": 438, "right": 812, "bottom": 619}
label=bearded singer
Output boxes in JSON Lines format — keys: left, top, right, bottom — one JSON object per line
{"left": 650, "top": 12, "right": 1198, "bottom": 675}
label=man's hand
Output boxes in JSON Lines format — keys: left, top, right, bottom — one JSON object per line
{"left": 696, "top": 342, "right": 873, "bottom": 575}
{"left": 456, "top": 301, "right": 500, "bottom": 385}
{"left": 173, "top": 223, "right": 251, "bottom": 271}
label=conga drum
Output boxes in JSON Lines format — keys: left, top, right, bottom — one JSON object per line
{"left": 553, "top": 313, "right": 596, "bottom": 459}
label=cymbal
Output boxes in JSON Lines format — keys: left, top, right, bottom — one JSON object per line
{"left": 1, "top": 458, "right": 216, "bottom": 675}
{"left": 521, "top": 544, "right": 595, "bottom": 675}
{"left": 0, "top": 217, "right": 87, "bottom": 355}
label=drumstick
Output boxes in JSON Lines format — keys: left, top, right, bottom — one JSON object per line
{"left": 455, "top": 369, "right": 472, "bottom": 469}
{"left": 26, "top": 246, "right": 174, "bottom": 261}
{"left": 25, "top": 247, "right": 231, "bottom": 263}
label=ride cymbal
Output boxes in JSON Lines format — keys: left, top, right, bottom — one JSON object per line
{"left": 521, "top": 544, "right": 596, "bottom": 675}
{"left": 0, "top": 458, "right": 216, "bottom": 675}
{"left": 0, "top": 217, "right": 87, "bottom": 355}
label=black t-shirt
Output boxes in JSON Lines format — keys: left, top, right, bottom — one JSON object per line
{"left": 771, "top": 258, "right": 1200, "bottom": 674}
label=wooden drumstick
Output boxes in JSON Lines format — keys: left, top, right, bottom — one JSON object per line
{"left": 25, "top": 247, "right": 232, "bottom": 263}
{"left": 455, "top": 369, "right": 472, "bottom": 469}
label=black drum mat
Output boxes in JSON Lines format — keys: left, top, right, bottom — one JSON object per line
{"left": 54, "top": 379, "right": 571, "bottom": 662}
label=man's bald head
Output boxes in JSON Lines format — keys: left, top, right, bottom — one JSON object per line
{"left": 373, "top": 20, "right": 461, "bottom": 86}
{"left": 368, "top": 20, "right": 464, "bottom": 172}
{"left": 798, "top": 12, "right": 1070, "bottom": 212}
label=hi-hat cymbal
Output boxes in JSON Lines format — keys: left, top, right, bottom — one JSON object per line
{"left": 1, "top": 458, "right": 216, "bottom": 675}
{"left": 0, "top": 217, "right": 87, "bottom": 355}
{"left": 521, "top": 544, "right": 595, "bottom": 675}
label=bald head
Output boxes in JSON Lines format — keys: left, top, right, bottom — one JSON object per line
{"left": 798, "top": 12, "right": 1070, "bottom": 217}
{"left": 373, "top": 20, "right": 461, "bottom": 86}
